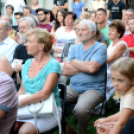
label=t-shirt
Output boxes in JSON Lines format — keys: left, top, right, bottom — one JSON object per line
{"left": 122, "top": 33, "right": 134, "bottom": 58}
{"left": 6, "top": 0, "right": 25, "bottom": 12}
{"left": 22, "top": 57, "right": 61, "bottom": 107}
{"left": 0, "top": 71, "right": 18, "bottom": 134}
{"left": 13, "top": 44, "right": 33, "bottom": 64}
{"left": 37, "top": 23, "right": 52, "bottom": 32}
{"left": 55, "top": 27, "right": 76, "bottom": 58}
{"left": 71, "top": 1, "right": 84, "bottom": 18}
{"left": 97, "top": 33, "right": 106, "bottom": 43}
{"left": 54, "top": 0, "right": 68, "bottom": 11}
{"left": 120, "top": 94, "right": 134, "bottom": 113}
{"left": 100, "top": 26, "right": 111, "bottom": 47}
{"left": 66, "top": 42, "right": 107, "bottom": 96}
{"left": 107, "top": 0, "right": 126, "bottom": 20}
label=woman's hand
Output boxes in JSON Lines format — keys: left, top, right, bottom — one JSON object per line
{"left": 94, "top": 118, "right": 107, "bottom": 127}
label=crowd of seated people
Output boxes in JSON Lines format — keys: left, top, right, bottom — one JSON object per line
{"left": 0, "top": 0, "right": 134, "bottom": 134}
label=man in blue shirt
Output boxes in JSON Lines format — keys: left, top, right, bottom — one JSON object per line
{"left": 63, "top": 19, "right": 107, "bottom": 134}
{"left": 0, "top": 20, "right": 18, "bottom": 63}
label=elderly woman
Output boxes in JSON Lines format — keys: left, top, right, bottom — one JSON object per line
{"left": 54, "top": 11, "right": 76, "bottom": 62}
{"left": 106, "top": 19, "right": 129, "bottom": 101}
{"left": 15, "top": 28, "right": 62, "bottom": 134}
{"left": 0, "top": 54, "right": 18, "bottom": 134}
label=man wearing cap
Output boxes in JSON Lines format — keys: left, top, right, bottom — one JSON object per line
{"left": 36, "top": 8, "right": 52, "bottom": 32}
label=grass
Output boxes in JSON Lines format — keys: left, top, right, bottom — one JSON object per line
{"left": 53, "top": 97, "right": 119, "bottom": 134}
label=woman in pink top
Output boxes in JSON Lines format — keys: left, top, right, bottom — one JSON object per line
{"left": 0, "top": 54, "right": 18, "bottom": 134}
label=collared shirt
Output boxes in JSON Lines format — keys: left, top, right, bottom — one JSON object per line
{"left": 122, "top": 33, "right": 134, "bottom": 58}
{"left": 0, "top": 37, "right": 18, "bottom": 63}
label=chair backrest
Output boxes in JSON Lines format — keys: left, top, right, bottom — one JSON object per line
{"left": 58, "top": 83, "right": 66, "bottom": 121}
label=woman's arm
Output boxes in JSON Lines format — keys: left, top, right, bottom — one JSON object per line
{"left": 19, "top": 73, "right": 59, "bottom": 106}
{"left": 82, "top": 7, "right": 84, "bottom": 12}
{"left": 109, "top": 108, "right": 134, "bottom": 134}
{"left": 107, "top": 43, "right": 126, "bottom": 64}
{"left": 18, "top": 80, "right": 25, "bottom": 96}
{"left": 0, "top": 110, "right": 6, "bottom": 120}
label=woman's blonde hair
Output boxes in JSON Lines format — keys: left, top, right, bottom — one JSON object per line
{"left": 111, "top": 57, "right": 134, "bottom": 100}
{"left": 26, "top": 28, "right": 53, "bottom": 53}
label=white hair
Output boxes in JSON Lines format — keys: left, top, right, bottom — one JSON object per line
{"left": 80, "top": 19, "right": 96, "bottom": 32}
{"left": 19, "top": 17, "right": 36, "bottom": 27}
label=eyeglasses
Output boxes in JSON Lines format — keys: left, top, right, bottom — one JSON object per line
{"left": 37, "top": 13, "right": 44, "bottom": 16}
{"left": 65, "top": 18, "right": 73, "bottom": 21}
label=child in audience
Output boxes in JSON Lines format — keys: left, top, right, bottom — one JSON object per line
{"left": 94, "top": 57, "right": 134, "bottom": 134}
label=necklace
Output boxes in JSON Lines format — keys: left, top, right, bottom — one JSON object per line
{"left": 28, "top": 60, "right": 46, "bottom": 78}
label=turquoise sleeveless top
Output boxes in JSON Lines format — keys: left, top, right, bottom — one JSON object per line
{"left": 21, "top": 57, "right": 61, "bottom": 107}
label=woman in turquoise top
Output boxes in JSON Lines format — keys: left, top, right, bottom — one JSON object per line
{"left": 15, "top": 28, "right": 62, "bottom": 134}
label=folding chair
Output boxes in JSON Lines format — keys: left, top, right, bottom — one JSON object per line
{"left": 65, "top": 72, "right": 107, "bottom": 117}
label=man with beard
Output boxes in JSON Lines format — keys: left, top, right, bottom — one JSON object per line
{"left": 63, "top": 19, "right": 107, "bottom": 134}
{"left": 0, "top": 20, "right": 18, "bottom": 63}
{"left": 122, "top": 18, "right": 134, "bottom": 58}
{"left": 36, "top": 8, "right": 52, "bottom": 32}
{"left": 13, "top": 17, "right": 36, "bottom": 87}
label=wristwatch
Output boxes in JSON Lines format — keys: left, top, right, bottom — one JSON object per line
{"left": 18, "top": 100, "right": 22, "bottom": 108}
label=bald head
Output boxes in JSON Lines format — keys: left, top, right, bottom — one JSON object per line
{"left": 0, "top": 19, "right": 11, "bottom": 30}
{"left": 1, "top": 15, "right": 12, "bottom": 26}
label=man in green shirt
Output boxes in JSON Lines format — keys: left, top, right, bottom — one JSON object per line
{"left": 96, "top": 8, "right": 111, "bottom": 47}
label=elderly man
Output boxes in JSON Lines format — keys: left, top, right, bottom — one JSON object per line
{"left": 122, "top": 18, "right": 134, "bottom": 58}
{"left": 0, "top": 20, "right": 18, "bottom": 63}
{"left": 13, "top": 17, "right": 36, "bottom": 90}
{"left": 124, "top": 8, "right": 134, "bottom": 35}
{"left": 63, "top": 19, "right": 107, "bottom": 134}
{"left": 1, "top": 15, "right": 16, "bottom": 40}
{"left": 13, "top": 17, "right": 36, "bottom": 72}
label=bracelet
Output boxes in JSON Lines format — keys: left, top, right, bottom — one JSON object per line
{"left": 18, "top": 100, "right": 22, "bottom": 108}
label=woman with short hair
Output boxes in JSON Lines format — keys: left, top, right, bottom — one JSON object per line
{"left": 14, "top": 28, "right": 62, "bottom": 134}
{"left": 106, "top": 19, "right": 129, "bottom": 101}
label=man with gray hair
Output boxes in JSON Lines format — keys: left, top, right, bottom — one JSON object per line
{"left": 0, "top": 20, "right": 18, "bottom": 63}
{"left": 13, "top": 17, "right": 36, "bottom": 73}
{"left": 1, "top": 15, "right": 16, "bottom": 40}
{"left": 63, "top": 19, "right": 107, "bottom": 134}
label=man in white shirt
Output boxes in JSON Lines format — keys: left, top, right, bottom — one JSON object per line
{"left": 0, "top": 20, "right": 18, "bottom": 63}
{"left": 6, "top": 0, "right": 25, "bottom": 12}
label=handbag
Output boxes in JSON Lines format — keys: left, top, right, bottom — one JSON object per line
{"left": 17, "top": 93, "right": 61, "bottom": 134}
